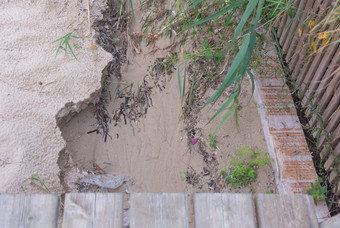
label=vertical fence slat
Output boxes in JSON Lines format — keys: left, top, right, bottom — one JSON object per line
{"left": 282, "top": 0, "right": 313, "bottom": 55}
{"left": 308, "top": 46, "right": 340, "bottom": 119}
{"left": 304, "top": 44, "right": 339, "bottom": 117}
{"left": 279, "top": 0, "right": 304, "bottom": 47}
{"left": 285, "top": 0, "right": 325, "bottom": 62}
{"left": 319, "top": 108, "right": 340, "bottom": 148}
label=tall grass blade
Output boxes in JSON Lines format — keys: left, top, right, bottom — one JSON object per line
{"left": 207, "top": 89, "right": 239, "bottom": 125}
{"left": 234, "top": 97, "right": 239, "bottom": 129}
{"left": 182, "top": 62, "right": 187, "bottom": 102}
{"left": 188, "top": 0, "right": 247, "bottom": 28}
{"left": 189, "top": 71, "right": 196, "bottom": 107}
{"left": 203, "top": 35, "right": 250, "bottom": 108}
{"left": 247, "top": 69, "right": 255, "bottom": 101}
{"left": 177, "top": 67, "right": 182, "bottom": 100}
{"left": 213, "top": 105, "right": 236, "bottom": 134}
{"left": 226, "top": 0, "right": 259, "bottom": 52}
{"left": 129, "top": 0, "right": 135, "bottom": 20}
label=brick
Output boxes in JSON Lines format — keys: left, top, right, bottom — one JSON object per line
{"left": 288, "top": 182, "right": 314, "bottom": 194}
{"left": 281, "top": 160, "right": 318, "bottom": 181}
{"left": 270, "top": 131, "right": 311, "bottom": 157}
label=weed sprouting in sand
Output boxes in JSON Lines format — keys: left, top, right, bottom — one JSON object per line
{"left": 21, "top": 174, "right": 50, "bottom": 193}
{"left": 53, "top": 32, "right": 82, "bottom": 59}
{"left": 208, "top": 134, "right": 217, "bottom": 149}
{"left": 307, "top": 178, "right": 328, "bottom": 204}
{"left": 219, "top": 146, "right": 273, "bottom": 190}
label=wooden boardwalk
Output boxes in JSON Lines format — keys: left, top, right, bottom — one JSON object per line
{"left": 0, "top": 193, "right": 318, "bottom": 228}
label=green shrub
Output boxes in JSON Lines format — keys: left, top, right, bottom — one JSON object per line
{"left": 307, "top": 178, "right": 327, "bottom": 204}
{"left": 220, "top": 146, "right": 272, "bottom": 189}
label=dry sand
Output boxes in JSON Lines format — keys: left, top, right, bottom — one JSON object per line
{"left": 0, "top": 0, "right": 276, "bottom": 194}
{"left": 59, "top": 1, "right": 276, "bottom": 194}
{"left": 0, "top": 0, "right": 111, "bottom": 193}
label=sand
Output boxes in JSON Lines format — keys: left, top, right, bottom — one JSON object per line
{"left": 59, "top": 1, "right": 276, "bottom": 194}
{"left": 0, "top": 0, "right": 111, "bottom": 193}
{"left": 0, "top": 0, "right": 276, "bottom": 194}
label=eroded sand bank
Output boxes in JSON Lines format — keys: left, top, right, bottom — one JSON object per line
{"left": 0, "top": 0, "right": 111, "bottom": 193}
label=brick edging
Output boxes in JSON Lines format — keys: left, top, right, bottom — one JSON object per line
{"left": 252, "top": 42, "right": 329, "bottom": 221}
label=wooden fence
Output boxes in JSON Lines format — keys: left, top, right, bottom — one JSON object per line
{"left": 274, "top": 0, "right": 340, "bottom": 195}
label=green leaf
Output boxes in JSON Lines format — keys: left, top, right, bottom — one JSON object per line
{"left": 188, "top": 0, "right": 247, "bottom": 28}
{"left": 203, "top": 35, "right": 250, "bottom": 109}
{"left": 288, "top": 7, "right": 293, "bottom": 18}
{"left": 225, "top": 0, "right": 259, "bottom": 53}
{"left": 205, "top": 50, "right": 213, "bottom": 60}
{"left": 177, "top": 67, "right": 182, "bottom": 99}
{"left": 206, "top": 89, "right": 238, "bottom": 125}
{"left": 180, "top": 172, "right": 187, "bottom": 181}
{"left": 182, "top": 62, "right": 187, "bottom": 103}
{"left": 214, "top": 105, "right": 236, "bottom": 134}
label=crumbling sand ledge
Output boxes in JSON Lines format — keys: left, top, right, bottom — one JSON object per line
{"left": 0, "top": 0, "right": 111, "bottom": 193}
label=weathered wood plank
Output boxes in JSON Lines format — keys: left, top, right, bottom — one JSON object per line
{"left": 130, "top": 193, "right": 188, "bottom": 228}
{"left": 320, "top": 213, "right": 340, "bottom": 228}
{"left": 62, "top": 193, "right": 123, "bottom": 228}
{"left": 255, "top": 194, "right": 318, "bottom": 228}
{"left": 0, "top": 194, "right": 59, "bottom": 228}
{"left": 194, "top": 193, "right": 256, "bottom": 228}
{"left": 302, "top": 43, "right": 339, "bottom": 104}
{"left": 307, "top": 46, "right": 340, "bottom": 121}
{"left": 318, "top": 108, "right": 340, "bottom": 148}
{"left": 282, "top": 0, "right": 311, "bottom": 54}
{"left": 300, "top": 22, "right": 337, "bottom": 98}
{"left": 279, "top": 0, "right": 302, "bottom": 47}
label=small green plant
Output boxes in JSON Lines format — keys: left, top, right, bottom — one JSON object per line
{"left": 208, "top": 134, "right": 218, "bottom": 149}
{"left": 177, "top": 62, "right": 187, "bottom": 103}
{"left": 180, "top": 172, "right": 187, "bottom": 181}
{"left": 21, "top": 174, "right": 50, "bottom": 193}
{"left": 307, "top": 178, "right": 327, "bottom": 204}
{"left": 266, "top": 190, "right": 274, "bottom": 194}
{"left": 219, "top": 146, "right": 272, "bottom": 189}
{"left": 53, "top": 32, "right": 82, "bottom": 59}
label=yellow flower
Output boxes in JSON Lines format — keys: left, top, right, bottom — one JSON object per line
{"left": 322, "top": 38, "right": 328, "bottom": 46}
{"left": 298, "top": 28, "right": 302, "bottom": 38}
{"left": 308, "top": 20, "right": 315, "bottom": 28}
{"left": 311, "top": 42, "right": 317, "bottom": 53}
{"left": 317, "top": 32, "right": 330, "bottom": 39}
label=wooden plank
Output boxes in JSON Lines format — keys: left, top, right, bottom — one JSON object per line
{"left": 323, "top": 141, "right": 339, "bottom": 171}
{"left": 309, "top": 70, "right": 340, "bottom": 127}
{"left": 331, "top": 120, "right": 340, "bottom": 147}
{"left": 302, "top": 43, "right": 339, "bottom": 105}
{"left": 62, "top": 193, "right": 123, "bottom": 228}
{"left": 282, "top": 0, "right": 312, "bottom": 54}
{"left": 319, "top": 107, "right": 340, "bottom": 148}
{"left": 289, "top": 51, "right": 304, "bottom": 79}
{"left": 279, "top": 0, "right": 303, "bottom": 47}
{"left": 321, "top": 91, "right": 340, "bottom": 129}
{"left": 130, "top": 193, "right": 188, "bottom": 228}
{"left": 277, "top": 9, "right": 289, "bottom": 38}
{"left": 0, "top": 194, "right": 59, "bottom": 228}
{"left": 300, "top": 21, "right": 336, "bottom": 98}
{"left": 329, "top": 168, "right": 339, "bottom": 183}
{"left": 307, "top": 46, "right": 340, "bottom": 120}
{"left": 194, "top": 193, "right": 256, "bottom": 228}
{"left": 255, "top": 194, "right": 318, "bottom": 228}
{"left": 286, "top": 0, "right": 329, "bottom": 63}
{"left": 320, "top": 213, "right": 340, "bottom": 228}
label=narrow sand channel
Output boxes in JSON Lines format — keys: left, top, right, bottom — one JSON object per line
{"left": 59, "top": 0, "right": 276, "bottom": 195}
